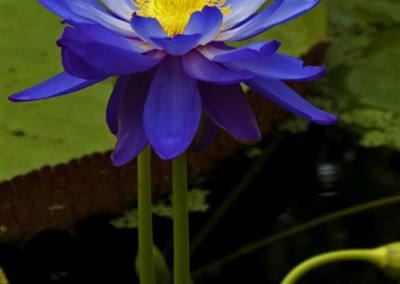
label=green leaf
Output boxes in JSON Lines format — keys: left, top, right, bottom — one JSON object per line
{"left": 0, "top": 0, "right": 114, "bottom": 180}
{"left": 135, "top": 245, "right": 171, "bottom": 284}
{"left": 0, "top": 266, "right": 10, "bottom": 284}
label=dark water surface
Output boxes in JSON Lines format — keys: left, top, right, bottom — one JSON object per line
{"left": 1, "top": 126, "right": 399, "bottom": 284}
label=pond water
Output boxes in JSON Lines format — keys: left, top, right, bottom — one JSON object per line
{"left": 1, "top": 126, "right": 399, "bottom": 284}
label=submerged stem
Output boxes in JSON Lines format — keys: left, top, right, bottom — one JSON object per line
{"left": 173, "top": 152, "right": 190, "bottom": 284}
{"left": 138, "top": 145, "right": 155, "bottom": 284}
{"left": 191, "top": 134, "right": 283, "bottom": 254}
{"left": 192, "top": 194, "right": 400, "bottom": 278}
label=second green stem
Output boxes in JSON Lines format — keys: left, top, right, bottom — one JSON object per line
{"left": 173, "top": 152, "right": 190, "bottom": 284}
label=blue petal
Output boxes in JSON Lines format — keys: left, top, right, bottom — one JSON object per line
{"left": 58, "top": 24, "right": 160, "bottom": 78}
{"left": 217, "top": 0, "right": 321, "bottom": 41}
{"left": 198, "top": 41, "right": 280, "bottom": 63}
{"left": 227, "top": 53, "right": 326, "bottom": 81}
{"left": 223, "top": 0, "right": 266, "bottom": 30}
{"left": 183, "top": 6, "right": 223, "bottom": 45}
{"left": 246, "top": 78, "right": 338, "bottom": 125}
{"left": 143, "top": 56, "right": 202, "bottom": 160}
{"left": 130, "top": 14, "right": 167, "bottom": 46}
{"left": 131, "top": 14, "right": 205, "bottom": 55}
{"left": 9, "top": 72, "right": 104, "bottom": 102}
{"left": 199, "top": 82, "right": 261, "bottom": 141}
{"left": 64, "top": 22, "right": 146, "bottom": 53}
{"left": 39, "top": 0, "right": 134, "bottom": 36}
{"left": 112, "top": 73, "right": 152, "bottom": 166}
{"left": 106, "top": 76, "right": 130, "bottom": 135}
{"left": 191, "top": 115, "right": 219, "bottom": 152}
{"left": 150, "top": 34, "right": 202, "bottom": 56}
{"left": 100, "top": 0, "right": 136, "bottom": 21}
{"left": 182, "top": 50, "right": 254, "bottom": 84}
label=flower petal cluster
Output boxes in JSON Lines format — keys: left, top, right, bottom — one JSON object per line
{"left": 9, "top": 0, "right": 338, "bottom": 164}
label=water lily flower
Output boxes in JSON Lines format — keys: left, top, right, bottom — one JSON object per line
{"left": 9, "top": 0, "right": 338, "bottom": 164}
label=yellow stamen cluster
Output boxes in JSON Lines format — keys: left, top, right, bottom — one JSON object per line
{"left": 134, "top": 0, "right": 230, "bottom": 37}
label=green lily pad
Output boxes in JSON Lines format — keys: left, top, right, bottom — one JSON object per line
{"left": 346, "top": 29, "right": 400, "bottom": 112}
{"left": 0, "top": 0, "right": 114, "bottom": 180}
{"left": 313, "top": 0, "right": 400, "bottom": 151}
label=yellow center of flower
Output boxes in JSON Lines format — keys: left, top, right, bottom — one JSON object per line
{"left": 134, "top": 0, "right": 230, "bottom": 37}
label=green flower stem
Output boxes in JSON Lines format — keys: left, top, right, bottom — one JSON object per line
{"left": 172, "top": 152, "right": 190, "bottom": 284}
{"left": 281, "top": 247, "right": 387, "bottom": 284}
{"left": 137, "top": 145, "right": 155, "bottom": 284}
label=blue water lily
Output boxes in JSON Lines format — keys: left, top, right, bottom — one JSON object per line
{"left": 10, "top": 0, "right": 338, "bottom": 164}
